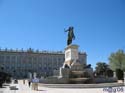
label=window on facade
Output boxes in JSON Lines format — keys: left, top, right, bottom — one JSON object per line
{"left": 28, "top": 57, "right": 32, "bottom": 63}
{"left": 53, "top": 58, "right": 56, "bottom": 62}
{"left": 58, "top": 58, "right": 61, "bottom": 62}
{"left": 17, "top": 56, "right": 21, "bottom": 62}
{"left": 44, "top": 63, "right": 47, "bottom": 67}
{"left": 0, "top": 56, "right": 4, "bottom": 62}
{"left": 63, "top": 58, "right": 65, "bottom": 61}
{"left": 48, "top": 57, "right": 51, "bottom": 62}
{"left": 48, "top": 62, "right": 52, "bottom": 67}
{"left": 33, "top": 57, "right": 37, "bottom": 62}
{"left": 29, "top": 64, "right": 32, "bottom": 68}
{"left": 44, "top": 67, "right": 47, "bottom": 70}
{"left": 46, "top": 61, "right": 49, "bottom": 66}
{"left": 11, "top": 56, "right": 16, "bottom": 63}
{"left": 6, "top": 56, "right": 10, "bottom": 62}
{"left": 44, "top": 57, "right": 47, "bottom": 62}
{"left": 37, "top": 57, "right": 41, "bottom": 64}
{"left": 48, "top": 67, "right": 51, "bottom": 70}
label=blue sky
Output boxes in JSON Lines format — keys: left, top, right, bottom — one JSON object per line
{"left": 0, "top": 0, "right": 125, "bottom": 69}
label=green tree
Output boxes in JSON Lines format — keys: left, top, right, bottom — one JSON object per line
{"left": 109, "top": 49, "right": 125, "bottom": 71}
{"left": 116, "top": 69, "right": 123, "bottom": 80}
{"left": 95, "top": 62, "right": 109, "bottom": 76}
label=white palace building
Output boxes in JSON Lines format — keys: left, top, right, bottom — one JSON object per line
{"left": 0, "top": 48, "right": 87, "bottom": 79}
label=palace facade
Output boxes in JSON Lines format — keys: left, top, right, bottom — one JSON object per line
{"left": 0, "top": 48, "right": 87, "bottom": 78}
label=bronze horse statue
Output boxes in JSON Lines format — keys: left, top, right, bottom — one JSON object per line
{"left": 65, "top": 26, "right": 75, "bottom": 45}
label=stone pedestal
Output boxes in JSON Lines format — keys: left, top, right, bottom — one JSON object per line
{"left": 63, "top": 44, "right": 79, "bottom": 68}
{"left": 60, "top": 67, "right": 70, "bottom": 78}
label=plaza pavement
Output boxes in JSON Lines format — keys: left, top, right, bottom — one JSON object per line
{"left": 0, "top": 80, "right": 124, "bottom": 93}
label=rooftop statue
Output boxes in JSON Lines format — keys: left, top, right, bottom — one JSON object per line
{"left": 65, "top": 26, "right": 75, "bottom": 45}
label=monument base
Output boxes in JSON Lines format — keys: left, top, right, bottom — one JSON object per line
{"left": 63, "top": 44, "right": 79, "bottom": 68}
{"left": 39, "top": 44, "right": 117, "bottom": 84}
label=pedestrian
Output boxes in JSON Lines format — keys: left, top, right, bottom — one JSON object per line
{"left": 28, "top": 79, "right": 31, "bottom": 87}
{"left": 23, "top": 79, "right": 25, "bottom": 84}
{"left": 32, "top": 77, "right": 39, "bottom": 91}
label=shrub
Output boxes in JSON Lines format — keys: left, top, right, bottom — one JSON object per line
{"left": 116, "top": 69, "right": 123, "bottom": 80}
{"left": 106, "top": 69, "right": 113, "bottom": 77}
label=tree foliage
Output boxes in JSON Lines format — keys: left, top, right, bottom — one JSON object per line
{"left": 109, "top": 49, "right": 125, "bottom": 71}
{"left": 106, "top": 69, "right": 113, "bottom": 77}
{"left": 116, "top": 69, "right": 123, "bottom": 80}
{"left": 95, "top": 62, "right": 109, "bottom": 76}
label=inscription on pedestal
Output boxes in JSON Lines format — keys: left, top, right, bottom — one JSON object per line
{"left": 65, "top": 44, "right": 79, "bottom": 62}
{"left": 72, "top": 50, "right": 78, "bottom": 60}
{"left": 66, "top": 51, "right": 70, "bottom": 59}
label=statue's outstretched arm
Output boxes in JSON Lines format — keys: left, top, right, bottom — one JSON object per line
{"left": 65, "top": 29, "right": 69, "bottom": 32}
{"left": 64, "top": 28, "right": 70, "bottom": 32}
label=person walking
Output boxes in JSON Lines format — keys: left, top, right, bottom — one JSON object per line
{"left": 23, "top": 79, "right": 25, "bottom": 84}
{"left": 28, "top": 79, "right": 31, "bottom": 87}
{"left": 32, "top": 77, "right": 39, "bottom": 91}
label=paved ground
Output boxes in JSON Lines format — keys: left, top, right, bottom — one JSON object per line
{"left": 0, "top": 80, "right": 124, "bottom": 93}
{"left": 39, "top": 83, "right": 124, "bottom": 88}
